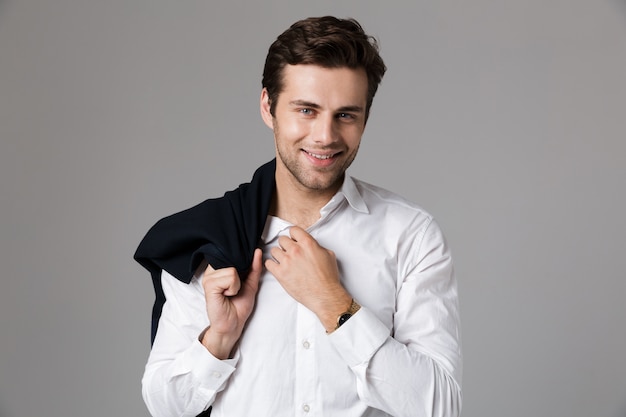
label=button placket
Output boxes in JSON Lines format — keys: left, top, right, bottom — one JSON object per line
{"left": 294, "top": 303, "right": 318, "bottom": 416}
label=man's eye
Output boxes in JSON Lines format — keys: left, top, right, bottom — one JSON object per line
{"left": 338, "top": 113, "right": 354, "bottom": 120}
{"left": 300, "top": 108, "right": 313, "bottom": 115}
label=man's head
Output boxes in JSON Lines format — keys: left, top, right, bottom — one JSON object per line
{"left": 262, "top": 16, "right": 386, "bottom": 121}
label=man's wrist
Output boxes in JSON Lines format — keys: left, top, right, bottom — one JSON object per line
{"left": 320, "top": 293, "right": 355, "bottom": 333}
{"left": 335, "top": 299, "right": 361, "bottom": 329}
{"left": 200, "top": 326, "right": 239, "bottom": 360}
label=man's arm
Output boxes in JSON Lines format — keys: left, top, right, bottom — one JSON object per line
{"left": 266, "top": 223, "right": 462, "bottom": 417}
{"left": 142, "top": 250, "right": 262, "bottom": 417}
{"left": 199, "top": 249, "right": 262, "bottom": 359}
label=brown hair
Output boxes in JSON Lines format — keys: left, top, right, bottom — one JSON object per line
{"left": 262, "top": 16, "right": 387, "bottom": 119}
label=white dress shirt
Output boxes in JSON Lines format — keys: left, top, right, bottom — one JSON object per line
{"left": 142, "top": 175, "right": 462, "bottom": 417}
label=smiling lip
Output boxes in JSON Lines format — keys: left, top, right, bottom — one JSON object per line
{"left": 303, "top": 150, "right": 340, "bottom": 160}
{"left": 302, "top": 149, "right": 341, "bottom": 167}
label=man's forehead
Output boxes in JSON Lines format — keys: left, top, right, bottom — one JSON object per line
{"left": 280, "top": 64, "right": 368, "bottom": 105}
{"left": 281, "top": 64, "right": 366, "bottom": 81}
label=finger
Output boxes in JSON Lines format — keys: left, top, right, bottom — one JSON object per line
{"left": 202, "top": 265, "right": 230, "bottom": 281}
{"left": 233, "top": 250, "right": 263, "bottom": 312}
{"left": 289, "top": 226, "right": 316, "bottom": 246}
{"left": 288, "top": 225, "right": 307, "bottom": 241}
{"left": 240, "top": 248, "right": 263, "bottom": 297}
{"left": 277, "top": 235, "right": 296, "bottom": 251}
{"left": 212, "top": 276, "right": 241, "bottom": 297}
{"left": 264, "top": 256, "right": 278, "bottom": 276}
{"left": 269, "top": 246, "right": 285, "bottom": 263}
{"left": 243, "top": 248, "right": 263, "bottom": 294}
{"left": 203, "top": 268, "right": 241, "bottom": 297}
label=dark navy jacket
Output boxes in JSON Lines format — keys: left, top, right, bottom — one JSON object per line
{"left": 134, "top": 159, "right": 275, "bottom": 345}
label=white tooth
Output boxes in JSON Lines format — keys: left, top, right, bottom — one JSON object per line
{"left": 307, "top": 151, "right": 332, "bottom": 160}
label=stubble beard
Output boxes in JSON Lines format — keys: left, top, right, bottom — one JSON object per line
{"left": 274, "top": 122, "right": 359, "bottom": 193}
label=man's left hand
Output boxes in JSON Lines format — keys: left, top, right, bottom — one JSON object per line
{"left": 265, "top": 226, "right": 352, "bottom": 332}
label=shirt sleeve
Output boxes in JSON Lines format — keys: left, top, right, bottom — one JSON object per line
{"left": 328, "top": 218, "right": 463, "bottom": 417}
{"left": 141, "top": 270, "right": 238, "bottom": 417}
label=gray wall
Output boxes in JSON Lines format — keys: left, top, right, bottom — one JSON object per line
{"left": 1, "top": 1, "right": 625, "bottom": 416}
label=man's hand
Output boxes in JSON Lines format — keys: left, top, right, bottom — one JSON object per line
{"left": 200, "top": 248, "right": 262, "bottom": 359}
{"left": 265, "top": 226, "right": 352, "bottom": 332}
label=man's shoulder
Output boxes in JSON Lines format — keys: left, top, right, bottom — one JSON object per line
{"left": 350, "top": 176, "right": 433, "bottom": 219}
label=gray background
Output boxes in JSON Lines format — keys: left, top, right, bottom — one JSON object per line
{"left": 1, "top": 1, "right": 625, "bottom": 416}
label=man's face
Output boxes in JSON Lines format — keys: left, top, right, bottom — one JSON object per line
{"left": 261, "top": 64, "right": 368, "bottom": 195}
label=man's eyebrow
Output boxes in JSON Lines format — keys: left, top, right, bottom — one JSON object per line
{"left": 289, "top": 100, "right": 321, "bottom": 109}
{"left": 289, "top": 100, "right": 364, "bottom": 113}
{"left": 336, "top": 105, "right": 364, "bottom": 113}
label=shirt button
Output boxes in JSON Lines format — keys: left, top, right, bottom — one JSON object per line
{"left": 302, "top": 340, "right": 311, "bottom": 349}
{"left": 211, "top": 371, "right": 222, "bottom": 378}
{"left": 302, "top": 404, "right": 310, "bottom": 413}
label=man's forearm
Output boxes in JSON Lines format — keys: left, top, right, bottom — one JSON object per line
{"left": 328, "top": 307, "right": 462, "bottom": 417}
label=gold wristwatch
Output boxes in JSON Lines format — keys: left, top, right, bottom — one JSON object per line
{"left": 336, "top": 299, "right": 361, "bottom": 330}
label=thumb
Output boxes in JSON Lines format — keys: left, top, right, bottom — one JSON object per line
{"left": 244, "top": 248, "right": 263, "bottom": 292}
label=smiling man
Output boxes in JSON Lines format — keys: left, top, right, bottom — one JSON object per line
{"left": 137, "top": 16, "right": 462, "bottom": 417}
{"left": 266, "top": 65, "right": 366, "bottom": 197}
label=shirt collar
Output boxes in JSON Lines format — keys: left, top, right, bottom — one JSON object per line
{"left": 262, "top": 174, "right": 370, "bottom": 244}
{"left": 321, "top": 174, "right": 369, "bottom": 216}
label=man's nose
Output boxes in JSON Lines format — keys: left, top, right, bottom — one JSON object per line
{"left": 312, "top": 115, "right": 337, "bottom": 144}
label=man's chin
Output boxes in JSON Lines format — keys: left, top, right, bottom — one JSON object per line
{"left": 298, "top": 172, "right": 345, "bottom": 192}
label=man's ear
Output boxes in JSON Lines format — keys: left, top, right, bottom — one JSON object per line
{"left": 260, "top": 88, "right": 274, "bottom": 130}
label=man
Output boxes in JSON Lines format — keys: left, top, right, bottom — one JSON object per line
{"left": 137, "top": 16, "right": 462, "bottom": 417}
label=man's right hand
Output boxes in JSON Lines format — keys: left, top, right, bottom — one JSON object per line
{"left": 200, "top": 248, "right": 263, "bottom": 359}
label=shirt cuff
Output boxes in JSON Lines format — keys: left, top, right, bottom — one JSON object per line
{"left": 180, "top": 340, "right": 239, "bottom": 390}
{"left": 327, "top": 306, "right": 390, "bottom": 367}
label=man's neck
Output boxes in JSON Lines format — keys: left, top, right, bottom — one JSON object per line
{"left": 270, "top": 175, "right": 342, "bottom": 230}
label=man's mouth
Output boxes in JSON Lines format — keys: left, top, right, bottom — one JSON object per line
{"left": 303, "top": 150, "right": 338, "bottom": 160}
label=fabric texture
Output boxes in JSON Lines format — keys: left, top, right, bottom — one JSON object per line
{"left": 134, "top": 159, "right": 276, "bottom": 344}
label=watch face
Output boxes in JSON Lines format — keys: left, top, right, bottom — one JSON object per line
{"left": 338, "top": 313, "right": 352, "bottom": 327}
